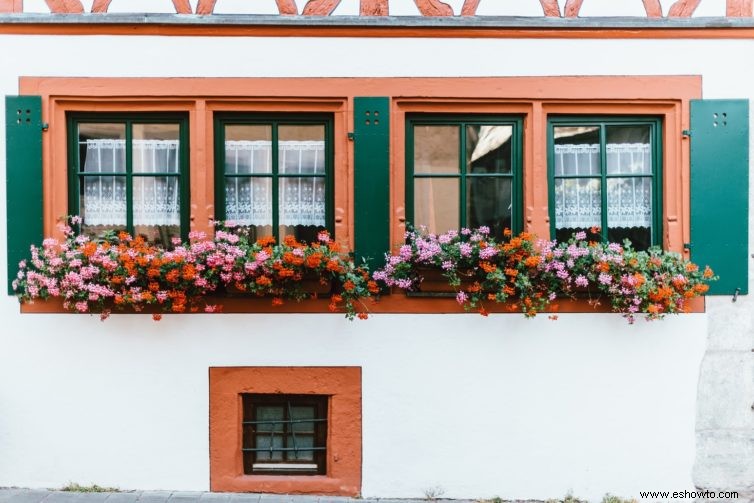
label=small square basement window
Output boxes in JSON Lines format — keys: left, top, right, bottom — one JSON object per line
{"left": 242, "top": 394, "right": 328, "bottom": 476}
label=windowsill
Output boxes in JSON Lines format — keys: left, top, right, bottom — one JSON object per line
{"left": 16, "top": 293, "right": 705, "bottom": 315}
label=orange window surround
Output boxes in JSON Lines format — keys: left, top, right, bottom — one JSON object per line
{"left": 209, "top": 367, "right": 362, "bottom": 495}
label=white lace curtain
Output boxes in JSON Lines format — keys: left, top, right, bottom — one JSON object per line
{"left": 225, "top": 140, "right": 326, "bottom": 227}
{"left": 82, "top": 139, "right": 180, "bottom": 226}
{"left": 553, "top": 143, "right": 652, "bottom": 229}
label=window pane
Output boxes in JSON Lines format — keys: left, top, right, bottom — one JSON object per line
{"left": 225, "top": 177, "right": 273, "bottom": 239}
{"left": 553, "top": 126, "right": 600, "bottom": 176}
{"left": 414, "top": 178, "right": 459, "bottom": 234}
{"left": 133, "top": 124, "right": 181, "bottom": 174}
{"left": 255, "top": 435, "right": 284, "bottom": 461}
{"left": 606, "top": 125, "right": 651, "bottom": 175}
{"left": 554, "top": 178, "right": 602, "bottom": 231}
{"left": 607, "top": 177, "right": 652, "bottom": 250}
{"left": 467, "top": 125, "right": 513, "bottom": 174}
{"left": 256, "top": 406, "right": 285, "bottom": 432}
{"left": 279, "top": 177, "right": 326, "bottom": 243}
{"left": 78, "top": 123, "right": 126, "bottom": 173}
{"left": 225, "top": 125, "right": 272, "bottom": 174}
{"left": 287, "top": 435, "right": 314, "bottom": 461}
{"left": 279, "top": 125, "right": 326, "bottom": 175}
{"left": 80, "top": 175, "right": 126, "bottom": 234}
{"left": 466, "top": 177, "right": 512, "bottom": 235}
{"left": 133, "top": 176, "right": 181, "bottom": 246}
{"left": 414, "top": 125, "right": 459, "bottom": 174}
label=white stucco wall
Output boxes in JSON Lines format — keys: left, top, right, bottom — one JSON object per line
{"left": 0, "top": 305, "right": 707, "bottom": 500}
{"left": 0, "top": 32, "right": 751, "bottom": 500}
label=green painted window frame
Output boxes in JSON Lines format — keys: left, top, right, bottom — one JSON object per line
{"left": 213, "top": 113, "right": 335, "bottom": 240}
{"left": 546, "top": 116, "right": 663, "bottom": 247}
{"left": 405, "top": 115, "right": 524, "bottom": 233}
{"left": 66, "top": 113, "right": 191, "bottom": 241}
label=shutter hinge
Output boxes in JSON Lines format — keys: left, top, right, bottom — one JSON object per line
{"left": 682, "top": 129, "right": 692, "bottom": 138}
{"left": 42, "top": 122, "right": 49, "bottom": 132}
{"left": 683, "top": 242, "right": 692, "bottom": 251}
{"left": 347, "top": 132, "right": 355, "bottom": 141}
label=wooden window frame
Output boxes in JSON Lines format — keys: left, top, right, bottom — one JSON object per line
{"left": 213, "top": 113, "right": 335, "bottom": 241}
{"left": 405, "top": 114, "right": 524, "bottom": 235}
{"left": 546, "top": 115, "right": 663, "bottom": 248}
{"left": 242, "top": 393, "right": 329, "bottom": 476}
{"left": 67, "top": 112, "right": 191, "bottom": 241}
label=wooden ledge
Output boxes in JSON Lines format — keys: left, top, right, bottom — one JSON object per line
{"left": 17, "top": 294, "right": 705, "bottom": 315}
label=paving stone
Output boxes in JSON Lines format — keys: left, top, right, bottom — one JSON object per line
{"left": 228, "top": 494, "right": 260, "bottom": 503}
{"left": 5, "top": 490, "right": 53, "bottom": 503}
{"left": 103, "top": 493, "right": 140, "bottom": 503}
{"left": 168, "top": 493, "right": 203, "bottom": 503}
{"left": 197, "top": 494, "right": 230, "bottom": 503}
{"left": 51, "top": 493, "right": 112, "bottom": 503}
{"left": 136, "top": 493, "right": 171, "bottom": 503}
{"left": 256, "top": 496, "right": 294, "bottom": 503}
{"left": 0, "top": 490, "right": 25, "bottom": 503}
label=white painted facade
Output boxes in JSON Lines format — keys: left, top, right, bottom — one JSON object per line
{"left": 0, "top": 16, "right": 752, "bottom": 502}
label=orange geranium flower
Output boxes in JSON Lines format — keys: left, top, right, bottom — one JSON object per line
{"left": 703, "top": 266, "right": 714, "bottom": 278}
{"left": 256, "top": 276, "right": 272, "bottom": 287}
{"left": 480, "top": 261, "right": 497, "bottom": 273}
{"left": 165, "top": 269, "right": 180, "bottom": 283}
{"left": 343, "top": 280, "right": 355, "bottom": 292}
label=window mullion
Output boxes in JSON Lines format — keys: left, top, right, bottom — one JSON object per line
{"left": 125, "top": 120, "right": 133, "bottom": 235}
{"left": 271, "top": 123, "right": 280, "bottom": 241}
{"left": 599, "top": 123, "right": 608, "bottom": 241}
{"left": 459, "top": 124, "right": 466, "bottom": 229}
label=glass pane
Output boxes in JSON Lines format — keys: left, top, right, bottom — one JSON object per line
{"left": 554, "top": 178, "right": 602, "bottom": 231}
{"left": 286, "top": 435, "right": 314, "bottom": 461}
{"left": 279, "top": 125, "right": 326, "bottom": 175}
{"left": 225, "top": 177, "right": 273, "bottom": 239}
{"left": 80, "top": 175, "right": 126, "bottom": 235}
{"left": 279, "top": 177, "right": 326, "bottom": 243}
{"left": 255, "top": 435, "right": 284, "bottom": 461}
{"left": 606, "top": 125, "right": 652, "bottom": 175}
{"left": 414, "top": 178, "right": 459, "bottom": 234}
{"left": 133, "top": 176, "right": 181, "bottom": 246}
{"left": 290, "top": 406, "right": 315, "bottom": 434}
{"left": 133, "top": 124, "right": 181, "bottom": 174}
{"left": 225, "top": 125, "right": 272, "bottom": 174}
{"left": 78, "top": 123, "right": 126, "bottom": 173}
{"left": 256, "top": 406, "right": 285, "bottom": 433}
{"left": 607, "top": 177, "right": 653, "bottom": 250}
{"left": 553, "top": 126, "right": 600, "bottom": 176}
{"left": 467, "top": 125, "right": 513, "bottom": 174}
{"left": 466, "top": 177, "right": 512, "bottom": 236}
{"left": 414, "top": 125, "right": 459, "bottom": 174}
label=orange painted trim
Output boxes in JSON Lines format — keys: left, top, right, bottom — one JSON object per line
{"left": 539, "top": 0, "right": 561, "bottom": 17}
{"left": 668, "top": 0, "right": 701, "bottom": 17}
{"left": 564, "top": 0, "right": 584, "bottom": 17}
{"left": 728, "top": 0, "right": 754, "bottom": 16}
{"left": 414, "top": 0, "right": 453, "bottom": 16}
{"left": 361, "top": 0, "right": 389, "bottom": 15}
{"left": 302, "top": 0, "right": 342, "bottom": 16}
{"left": 209, "top": 367, "right": 361, "bottom": 496}
{"left": 0, "top": 0, "right": 22, "bottom": 12}
{"left": 18, "top": 294, "right": 705, "bottom": 314}
{"left": 8, "top": 24, "right": 754, "bottom": 39}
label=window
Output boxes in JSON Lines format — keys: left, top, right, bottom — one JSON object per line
{"left": 242, "top": 394, "right": 328, "bottom": 475}
{"left": 214, "top": 114, "right": 334, "bottom": 243}
{"left": 406, "top": 115, "right": 523, "bottom": 236}
{"left": 548, "top": 117, "right": 662, "bottom": 250}
{"left": 67, "top": 114, "right": 189, "bottom": 247}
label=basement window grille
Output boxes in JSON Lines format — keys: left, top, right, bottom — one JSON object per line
{"left": 242, "top": 394, "right": 328, "bottom": 475}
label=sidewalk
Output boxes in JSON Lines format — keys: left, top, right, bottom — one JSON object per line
{"left": 0, "top": 489, "right": 481, "bottom": 503}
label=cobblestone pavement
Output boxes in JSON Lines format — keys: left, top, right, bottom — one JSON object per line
{"left": 0, "top": 489, "right": 482, "bottom": 503}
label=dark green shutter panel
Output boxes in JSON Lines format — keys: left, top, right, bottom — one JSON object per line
{"left": 5, "top": 96, "right": 44, "bottom": 295}
{"left": 353, "top": 97, "right": 390, "bottom": 271}
{"left": 690, "top": 99, "right": 749, "bottom": 295}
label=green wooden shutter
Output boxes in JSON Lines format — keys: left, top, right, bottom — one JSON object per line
{"left": 5, "top": 96, "right": 44, "bottom": 295}
{"left": 353, "top": 97, "right": 390, "bottom": 271}
{"left": 690, "top": 99, "right": 749, "bottom": 295}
